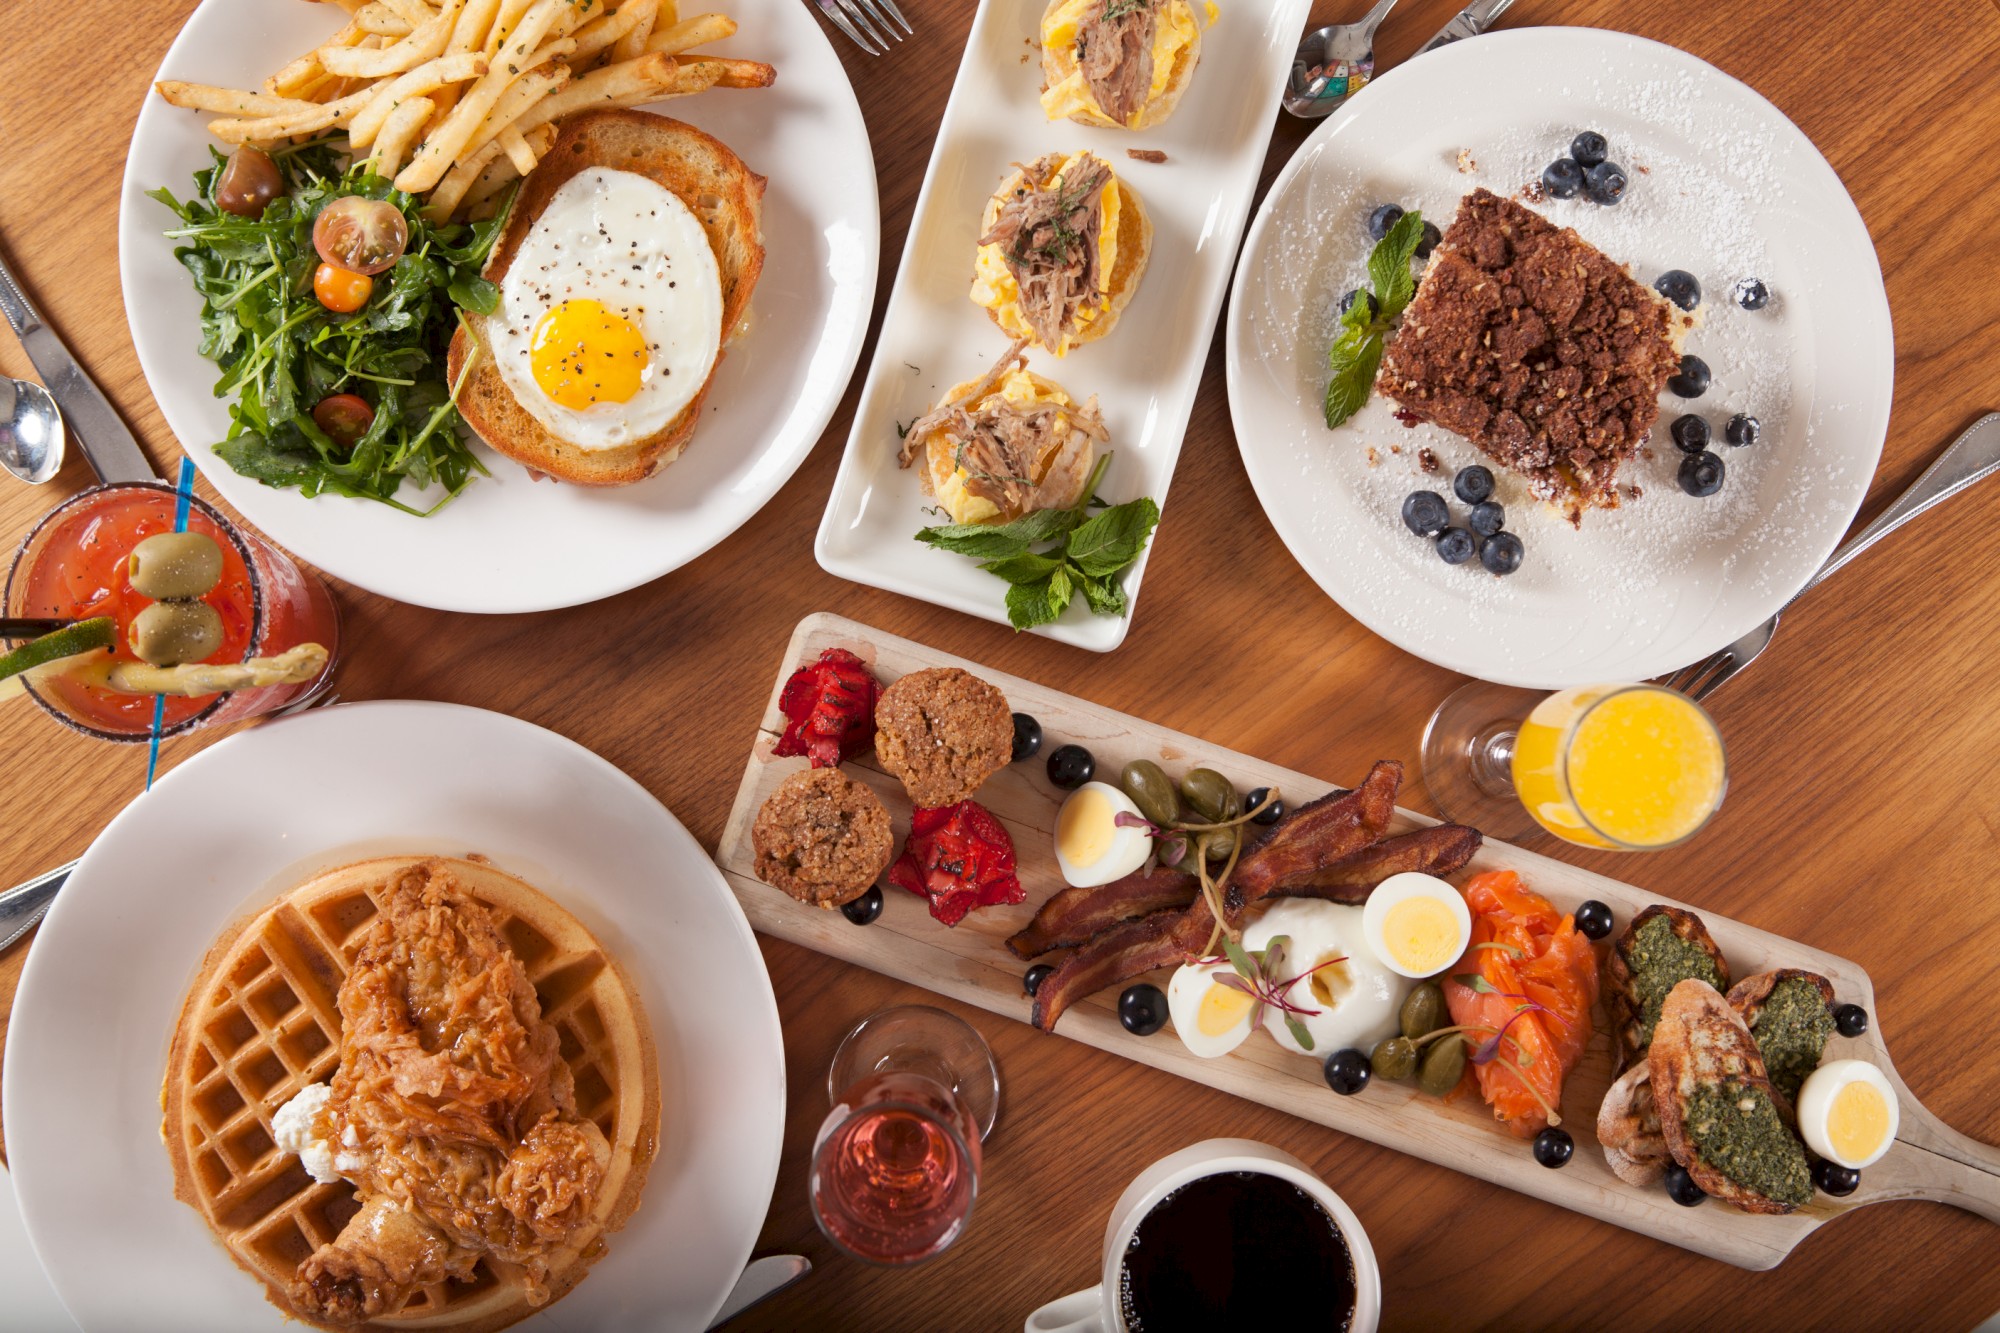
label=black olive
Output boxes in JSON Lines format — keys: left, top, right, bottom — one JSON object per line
{"left": 1047, "top": 744, "right": 1095, "bottom": 790}
{"left": 1812, "top": 1159, "right": 1861, "bottom": 1197}
{"left": 1665, "top": 1163, "right": 1706, "bottom": 1207}
{"left": 1323, "top": 1048, "right": 1372, "bottom": 1096}
{"left": 1533, "top": 1127, "right": 1574, "bottom": 1168}
{"left": 1574, "top": 900, "right": 1614, "bottom": 941}
{"left": 1118, "top": 984, "right": 1168, "bottom": 1036}
{"left": 1833, "top": 1003, "right": 1868, "bottom": 1038}
{"left": 1245, "top": 787, "right": 1285, "bottom": 825}
{"left": 840, "top": 885, "right": 883, "bottom": 926}
{"left": 1010, "top": 712, "right": 1043, "bottom": 762}
{"left": 1024, "top": 963, "right": 1054, "bottom": 998}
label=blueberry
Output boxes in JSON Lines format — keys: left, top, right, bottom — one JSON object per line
{"left": 1734, "top": 277, "right": 1771, "bottom": 311}
{"left": 1118, "top": 983, "right": 1169, "bottom": 1036}
{"left": 1415, "top": 220, "right": 1443, "bottom": 260}
{"left": 1480, "top": 531, "right": 1524, "bottom": 576}
{"left": 1436, "top": 527, "right": 1477, "bottom": 565}
{"left": 1668, "top": 353, "right": 1711, "bottom": 398}
{"left": 1047, "top": 744, "right": 1095, "bottom": 790}
{"left": 1570, "top": 130, "right": 1609, "bottom": 167}
{"left": 1339, "top": 286, "right": 1380, "bottom": 320}
{"left": 1367, "top": 203, "right": 1405, "bottom": 241}
{"left": 1584, "top": 161, "right": 1627, "bottom": 206}
{"left": 1323, "top": 1048, "right": 1372, "bottom": 1096}
{"left": 1533, "top": 1127, "right": 1574, "bottom": 1168}
{"left": 1813, "top": 1159, "right": 1861, "bottom": 1197}
{"left": 1670, "top": 414, "right": 1711, "bottom": 453}
{"left": 1833, "top": 1003, "right": 1868, "bottom": 1038}
{"left": 1453, "top": 464, "right": 1495, "bottom": 503}
{"left": 1023, "top": 963, "right": 1055, "bottom": 998}
{"left": 1010, "top": 712, "right": 1042, "bottom": 762}
{"left": 1574, "top": 900, "right": 1614, "bottom": 941}
{"left": 1678, "top": 450, "right": 1726, "bottom": 498}
{"left": 1401, "top": 490, "right": 1450, "bottom": 537}
{"left": 1467, "top": 501, "right": 1505, "bottom": 537}
{"left": 1654, "top": 269, "right": 1701, "bottom": 311}
{"left": 1665, "top": 1163, "right": 1707, "bottom": 1207}
{"left": 1541, "top": 158, "right": 1583, "bottom": 200}
{"left": 1246, "top": 787, "right": 1285, "bottom": 825}
{"left": 840, "top": 885, "right": 883, "bottom": 926}
{"left": 1724, "top": 413, "right": 1760, "bottom": 448}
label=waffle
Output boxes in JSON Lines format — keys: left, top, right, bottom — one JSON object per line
{"left": 162, "top": 855, "right": 659, "bottom": 1333}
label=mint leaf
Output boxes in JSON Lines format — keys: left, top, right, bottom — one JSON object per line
{"left": 1079, "top": 571, "right": 1125, "bottom": 616}
{"left": 915, "top": 505, "right": 1083, "bottom": 559}
{"left": 1370, "top": 209, "right": 1426, "bottom": 318}
{"left": 1066, "top": 497, "right": 1160, "bottom": 577}
{"left": 1047, "top": 564, "right": 1074, "bottom": 618}
{"left": 1005, "top": 578, "right": 1060, "bottom": 630}
{"left": 1323, "top": 332, "right": 1384, "bottom": 429}
{"left": 980, "top": 551, "right": 1064, "bottom": 585}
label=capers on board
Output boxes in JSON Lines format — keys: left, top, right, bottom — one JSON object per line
{"left": 1178, "top": 767, "right": 1237, "bottom": 823}
{"left": 1400, "top": 981, "right": 1446, "bottom": 1041}
{"left": 1119, "top": 760, "right": 1182, "bottom": 827}
{"left": 1371, "top": 1035, "right": 1417, "bottom": 1081}
{"left": 1418, "top": 1033, "right": 1468, "bottom": 1098}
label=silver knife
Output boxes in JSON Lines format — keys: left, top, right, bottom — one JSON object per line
{"left": 705, "top": 1255, "right": 810, "bottom": 1330}
{"left": 1418, "top": 0, "right": 1517, "bottom": 53}
{"left": 0, "top": 247, "right": 155, "bottom": 484}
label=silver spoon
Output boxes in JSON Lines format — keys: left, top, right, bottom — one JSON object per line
{"left": 1283, "top": 0, "right": 1400, "bottom": 120}
{"left": 0, "top": 374, "right": 63, "bottom": 484}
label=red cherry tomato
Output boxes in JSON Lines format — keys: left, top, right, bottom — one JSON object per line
{"left": 312, "top": 393, "right": 375, "bottom": 448}
{"left": 215, "top": 146, "right": 284, "bottom": 218}
{"left": 312, "top": 195, "right": 408, "bottom": 276}
{"left": 313, "top": 263, "right": 373, "bottom": 313}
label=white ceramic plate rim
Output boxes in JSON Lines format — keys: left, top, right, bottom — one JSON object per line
{"left": 119, "top": 0, "right": 877, "bottom": 613}
{"left": 1225, "top": 27, "right": 1893, "bottom": 688}
{"left": 4, "top": 700, "right": 784, "bottom": 1332}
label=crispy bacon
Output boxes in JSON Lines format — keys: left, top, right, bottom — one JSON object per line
{"left": 1031, "top": 893, "right": 1215, "bottom": 1033}
{"left": 1227, "top": 760, "right": 1402, "bottom": 904}
{"left": 1230, "top": 823, "right": 1482, "bottom": 912}
{"left": 1006, "top": 865, "right": 1198, "bottom": 959}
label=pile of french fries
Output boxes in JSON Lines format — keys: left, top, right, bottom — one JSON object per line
{"left": 156, "top": 0, "right": 774, "bottom": 221}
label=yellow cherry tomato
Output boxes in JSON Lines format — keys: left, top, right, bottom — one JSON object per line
{"left": 313, "top": 263, "right": 372, "bottom": 313}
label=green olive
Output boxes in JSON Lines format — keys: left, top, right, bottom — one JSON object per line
{"left": 129, "top": 600, "right": 225, "bottom": 667}
{"left": 1417, "top": 1033, "right": 1468, "bottom": 1098}
{"left": 1399, "top": 981, "right": 1447, "bottom": 1041}
{"left": 1371, "top": 1035, "right": 1418, "bottom": 1081}
{"left": 1119, "top": 760, "right": 1181, "bottom": 827}
{"left": 1204, "top": 827, "right": 1238, "bottom": 862}
{"left": 1178, "top": 768, "right": 1239, "bottom": 823}
{"left": 127, "top": 531, "right": 224, "bottom": 601}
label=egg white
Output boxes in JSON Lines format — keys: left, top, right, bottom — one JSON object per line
{"left": 1166, "top": 959, "right": 1257, "bottom": 1058}
{"left": 1053, "top": 781, "right": 1153, "bottom": 887}
{"left": 1796, "top": 1059, "right": 1898, "bottom": 1169}
{"left": 1361, "top": 872, "right": 1473, "bottom": 979}
{"left": 1243, "top": 899, "right": 1406, "bottom": 1057}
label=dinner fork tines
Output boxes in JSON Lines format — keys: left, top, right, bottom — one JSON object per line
{"left": 811, "top": 0, "right": 910, "bottom": 55}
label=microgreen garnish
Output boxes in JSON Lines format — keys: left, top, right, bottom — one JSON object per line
{"left": 1323, "top": 209, "right": 1426, "bottom": 429}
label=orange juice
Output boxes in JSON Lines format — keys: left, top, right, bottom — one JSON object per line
{"left": 1511, "top": 685, "right": 1726, "bottom": 850}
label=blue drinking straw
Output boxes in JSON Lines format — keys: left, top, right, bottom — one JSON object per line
{"left": 145, "top": 457, "right": 197, "bottom": 790}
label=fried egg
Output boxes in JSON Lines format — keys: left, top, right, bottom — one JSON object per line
{"left": 1796, "top": 1060, "right": 1898, "bottom": 1169}
{"left": 485, "top": 166, "right": 722, "bottom": 450}
{"left": 1242, "top": 899, "right": 1406, "bottom": 1057}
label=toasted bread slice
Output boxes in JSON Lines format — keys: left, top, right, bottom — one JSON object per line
{"left": 448, "top": 109, "right": 765, "bottom": 486}
{"left": 1728, "top": 968, "right": 1836, "bottom": 1104}
{"left": 1650, "top": 979, "right": 1813, "bottom": 1214}
{"left": 1597, "top": 1062, "right": 1671, "bottom": 1188}
{"left": 1039, "top": 0, "right": 1206, "bottom": 131}
{"left": 1605, "top": 905, "right": 1731, "bottom": 1071}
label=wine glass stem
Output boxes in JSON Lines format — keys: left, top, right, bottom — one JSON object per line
{"left": 1469, "top": 723, "right": 1519, "bottom": 800}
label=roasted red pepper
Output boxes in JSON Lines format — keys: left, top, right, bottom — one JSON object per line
{"left": 773, "top": 648, "right": 878, "bottom": 768}
{"left": 889, "top": 801, "right": 1025, "bottom": 926}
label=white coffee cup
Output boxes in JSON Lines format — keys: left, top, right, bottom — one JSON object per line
{"left": 1023, "top": 1138, "right": 1381, "bottom": 1333}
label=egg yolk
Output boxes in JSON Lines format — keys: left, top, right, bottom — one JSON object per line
{"left": 1828, "top": 1080, "right": 1891, "bottom": 1163}
{"left": 1057, "top": 787, "right": 1115, "bottom": 868}
{"left": 1197, "top": 979, "right": 1257, "bottom": 1037}
{"left": 1383, "top": 896, "right": 1460, "bottom": 975}
{"left": 530, "top": 299, "right": 647, "bottom": 409}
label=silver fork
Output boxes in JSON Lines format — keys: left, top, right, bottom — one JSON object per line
{"left": 1660, "top": 411, "right": 2000, "bottom": 701}
{"left": 810, "top": 0, "right": 910, "bottom": 55}
{"left": 0, "top": 689, "right": 342, "bottom": 953}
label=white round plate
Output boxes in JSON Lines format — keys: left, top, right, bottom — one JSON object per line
{"left": 120, "top": 0, "right": 876, "bottom": 613}
{"left": 4, "top": 701, "right": 785, "bottom": 1332}
{"left": 1227, "top": 28, "right": 1891, "bottom": 688}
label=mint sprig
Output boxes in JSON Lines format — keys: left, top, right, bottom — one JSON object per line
{"left": 914, "top": 453, "right": 1159, "bottom": 631}
{"left": 1323, "top": 209, "right": 1427, "bottom": 429}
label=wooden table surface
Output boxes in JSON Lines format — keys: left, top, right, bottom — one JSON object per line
{"left": 3, "top": 1, "right": 1999, "bottom": 1328}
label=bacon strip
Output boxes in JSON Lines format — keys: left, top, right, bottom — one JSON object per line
{"left": 1228, "top": 760, "right": 1402, "bottom": 904}
{"left": 1006, "top": 866, "right": 1198, "bottom": 959}
{"left": 1230, "top": 823, "right": 1482, "bottom": 912}
{"left": 1031, "top": 894, "right": 1215, "bottom": 1033}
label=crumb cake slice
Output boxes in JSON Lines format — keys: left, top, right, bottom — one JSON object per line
{"left": 1377, "top": 188, "right": 1692, "bottom": 521}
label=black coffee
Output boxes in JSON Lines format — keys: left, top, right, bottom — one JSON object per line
{"left": 1118, "top": 1170, "right": 1356, "bottom": 1332}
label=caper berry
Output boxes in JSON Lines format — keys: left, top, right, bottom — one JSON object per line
{"left": 1204, "top": 827, "right": 1237, "bottom": 863}
{"left": 127, "top": 531, "right": 224, "bottom": 601}
{"left": 1399, "top": 981, "right": 1446, "bottom": 1040}
{"left": 1417, "top": 1032, "right": 1468, "bottom": 1098}
{"left": 1370, "top": 1035, "right": 1418, "bottom": 1081}
{"left": 1119, "top": 760, "right": 1182, "bottom": 827}
{"left": 1178, "top": 768, "right": 1237, "bottom": 823}
{"left": 129, "top": 599, "right": 224, "bottom": 667}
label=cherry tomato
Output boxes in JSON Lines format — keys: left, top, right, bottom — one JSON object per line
{"left": 311, "top": 393, "right": 375, "bottom": 448}
{"left": 215, "top": 146, "right": 283, "bottom": 218}
{"left": 311, "top": 195, "right": 408, "bottom": 276}
{"left": 313, "top": 263, "right": 373, "bottom": 313}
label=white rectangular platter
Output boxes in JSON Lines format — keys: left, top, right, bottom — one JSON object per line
{"left": 814, "top": 0, "right": 1315, "bottom": 650}
{"left": 717, "top": 614, "right": 2000, "bottom": 1269}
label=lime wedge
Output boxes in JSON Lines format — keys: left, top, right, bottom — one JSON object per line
{"left": 0, "top": 617, "right": 117, "bottom": 700}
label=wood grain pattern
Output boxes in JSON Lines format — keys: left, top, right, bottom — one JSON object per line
{"left": 1, "top": 0, "right": 1999, "bottom": 1328}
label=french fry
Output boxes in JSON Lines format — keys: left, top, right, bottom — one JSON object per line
{"left": 422, "top": 137, "right": 508, "bottom": 222}
{"left": 496, "top": 125, "right": 541, "bottom": 175}
{"left": 207, "top": 89, "right": 375, "bottom": 145}
{"left": 381, "top": 0, "right": 438, "bottom": 25}
{"left": 154, "top": 81, "right": 323, "bottom": 117}
{"left": 568, "top": 0, "right": 654, "bottom": 65}
{"left": 461, "top": 64, "right": 569, "bottom": 158}
{"left": 521, "top": 35, "right": 577, "bottom": 73}
{"left": 676, "top": 54, "right": 774, "bottom": 89}
{"left": 485, "top": 0, "right": 536, "bottom": 53}
{"left": 321, "top": 0, "right": 463, "bottom": 77}
{"left": 462, "top": 120, "right": 555, "bottom": 215}
{"left": 502, "top": 50, "right": 709, "bottom": 140}
{"left": 367, "top": 95, "right": 433, "bottom": 178}
{"left": 644, "top": 12, "right": 733, "bottom": 55}
{"left": 398, "top": 0, "right": 567, "bottom": 193}
{"left": 353, "top": 3, "right": 413, "bottom": 35}
{"left": 264, "top": 18, "right": 367, "bottom": 97}
{"left": 348, "top": 50, "right": 488, "bottom": 146}
{"left": 610, "top": 0, "right": 660, "bottom": 61}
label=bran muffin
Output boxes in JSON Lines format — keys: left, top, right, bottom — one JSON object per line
{"left": 752, "top": 767, "right": 894, "bottom": 908}
{"left": 873, "top": 667, "right": 1014, "bottom": 808}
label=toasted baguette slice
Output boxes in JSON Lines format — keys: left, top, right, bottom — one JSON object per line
{"left": 1597, "top": 1062, "right": 1670, "bottom": 1188}
{"left": 1728, "top": 968, "right": 1836, "bottom": 1104}
{"left": 1039, "top": 0, "right": 1206, "bottom": 131}
{"left": 448, "top": 109, "right": 765, "bottom": 486}
{"left": 1650, "top": 979, "right": 1813, "bottom": 1214}
{"left": 1605, "top": 904, "right": 1730, "bottom": 1072}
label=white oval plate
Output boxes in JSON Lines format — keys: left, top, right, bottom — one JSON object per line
{"left": 4, "top": 701, "right": 785, "bottom": 1332}
{"left": 120, "top": 0, "right": 876, "bottom": 613}
{"left": 1226, "top": 28, "right": 1891, "bottom": 688}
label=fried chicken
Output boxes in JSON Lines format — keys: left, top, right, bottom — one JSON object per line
{"left": 290, "top": 861, "right": 610, "bottom": 1323}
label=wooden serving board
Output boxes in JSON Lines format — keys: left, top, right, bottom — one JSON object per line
{"left": 717, "top": 614, "right": 2000, "bottom": 1270}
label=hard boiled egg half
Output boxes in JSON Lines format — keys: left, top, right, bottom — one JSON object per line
{"left": 1243, "top": 900, "right": 1405, "bottom": 1057}
{"left": 1167, "top": 959, "right": 1258, "bottom": 1058}
{"left": 1361, "top": 873, "right": 1473, "bottom": 979}
{"left": 1796, "top": 1060, "right": 1898, "bottom": 1169}
{"left": 1053, "top": 782, "right": 1152, "bottom": 887}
